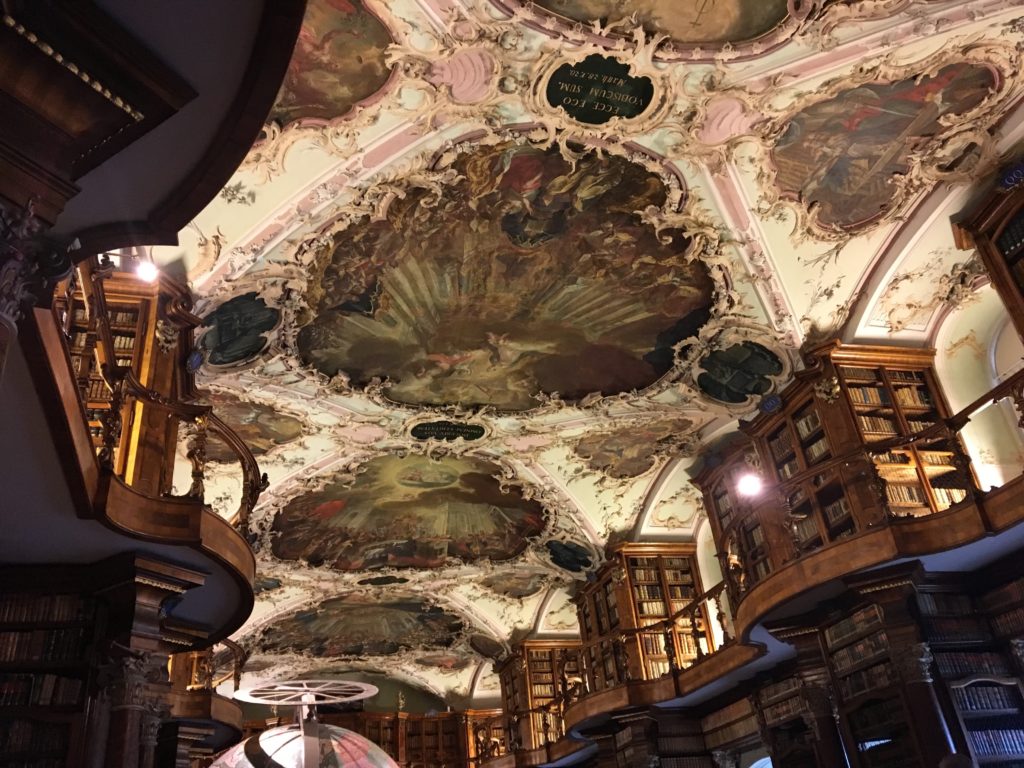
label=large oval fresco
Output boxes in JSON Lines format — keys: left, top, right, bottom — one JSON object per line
{"left": 203, "top": 392, "right": 304, "bottom": 463}
{"left": 528, "top": 0, "right": 788, "bottom": 44}
{"left": 772, "top": 64, "right": 995, "bottom": 231}
{"left": 270, "top": 0, "right": 393, "bottom": 125}
{"left": 271, "top": 455, "right": 546, "bottom": 570}
{"left": 258, "top": 596, "right": 464, "bottom": 657}
{"left": 297, "top": 142, "right": 715, "bottom": 411}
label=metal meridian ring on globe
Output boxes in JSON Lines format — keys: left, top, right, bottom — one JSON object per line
{"left": 234, "top": 680, "right": 379, "bottom": 705}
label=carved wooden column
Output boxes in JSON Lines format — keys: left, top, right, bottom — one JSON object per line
{"left": 106, "top": 652, "right": 169, "bottom": 768}
{"left": 891, "top": 641, "right": 955, "bottom": 766}
{"left": 0, "top": 200, "right": 72, "bottom": 380}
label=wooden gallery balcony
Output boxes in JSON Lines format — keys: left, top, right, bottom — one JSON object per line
{"left": 494, "top": 342, "right": 1024, "bottom": 764}
{"left": 22, "top": 252, "right": 264, "bottom": 643}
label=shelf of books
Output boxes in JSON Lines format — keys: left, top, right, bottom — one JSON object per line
{"left": 654, "top": 716, "right": 714, "bottom": 768}
{"left": 953, "top": 183, "right": 1024, "bottom": 340}
{"left": 625, "top": 553, "right": 705, "bottom": 679}
{"left": 498, "top": 641, "right": 581, "bottom": 750}
{"left": 577, "top": 573, "right": 624, "bottom": 693}
{"left": 837, "top": 362, "right": 970, "bottom": 519}
{"left": 916, "top": 585, "right": 1024, "bottom": 766}
{"left": 0, "top": 594, "right": 103, "bottom": 768}
{"left": 757, "top": 677, "right": 816, "bottom": 768}
{"left": 825, "top": 605, "right": 921, "bottom": 768}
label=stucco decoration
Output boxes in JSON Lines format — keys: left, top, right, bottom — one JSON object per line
{"left": 295, "top": 140, "right": 716, "bottom": 411}
{"left": 870, "top": 251, "right": 986, "bottom": 333}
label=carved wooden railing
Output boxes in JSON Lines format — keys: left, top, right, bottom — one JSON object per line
{"left": 73, "top": 253, "right": 266, "bottom": 528}
{"left": 720, "top": 366, "right": 1024, "bottom": 610}
{"left": 471, "top": 712, "right": 510, "bottom": 764}
{"left": 170, "top": 639, "right": 248, "bottom": 695}
{"left": 500, "top": 581, "right": 731, "bottom": 757}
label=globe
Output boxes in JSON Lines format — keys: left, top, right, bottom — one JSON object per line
{"left": 211, "top": 723, "right": 399, "bottom": 768}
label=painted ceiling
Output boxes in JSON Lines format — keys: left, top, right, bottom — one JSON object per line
{"left": 155, "top": 0, "right": 1024, "bottom": 706}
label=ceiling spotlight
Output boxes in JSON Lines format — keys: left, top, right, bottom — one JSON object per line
{"left": 135, "top": 260, "right": 160, "bottom": 283}
{"left": 736, "top": 473, "right": 763, "bottom": 497}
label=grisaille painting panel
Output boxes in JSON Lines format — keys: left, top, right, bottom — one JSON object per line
{"left": 271, "top": 455, "right": 546, "bottom": 570}
{"left": 531, "top": 0, "right": 788, "bottom": 44}
{"left": 297, "top": 141, "right": 715, "bottom": 411}
{"left": 270, "top": 0, "right": 393, "bottom": 125}
{"left": 772, "top": 64, "right": 995, "bottom": 231}
{"left": 259, "top": 596, "right": 464, "bottom": 657}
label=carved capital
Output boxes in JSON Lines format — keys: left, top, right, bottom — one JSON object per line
{"left": 106, "top": 650, "right": 170, "bottom": 712}
{"left": 712, "top": 750, "right": 738, "bottom": 768}
{"left": 891, "top": 642, "right": 933, "bottom": 684}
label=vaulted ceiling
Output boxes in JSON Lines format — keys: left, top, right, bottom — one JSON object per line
{"left": 151, "top": 0, "right": 1024, "bottom": 706}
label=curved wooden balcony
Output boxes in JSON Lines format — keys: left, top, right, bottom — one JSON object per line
{"left": 27, "top": 254, "right": 265, "bottom": 643}
{"left": 168, "top": 644, "right": 246, "bottom": 756}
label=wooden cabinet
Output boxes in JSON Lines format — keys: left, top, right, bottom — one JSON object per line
{"left": 953, "top": 182, "right": 1024, "bottom": 341}
{"left": 574, "top": 544, "right": 712, "bottom": 692}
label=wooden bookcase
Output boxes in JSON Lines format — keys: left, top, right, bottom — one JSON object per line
{"left": 575, "top": 544, "right": 712, "bottom": 691}
{"left": 953, "top": 181, "right": 1024, "bottom": 341}
{"left": 0, "top": 593, "right": 104, "bottom": 768}
{"left": 756, "top": 677, "right": 815, "bottom": 768}
{"left": 916, "top": 577, "right": 1024, "bottom": 766}
{"left": 822, "top": 604, "right": 922, "bottom": 768}
{"left": 833, "top": 357, "right": 970, "bottom": 517}
{"left": 54, "top": 271, "right": 157, "bottom": 459}
{"left": 497, "top": 640, "right": 581, "bottom": 751}
{"left": 697, "top": 343, "right": 973, "bottom": 598}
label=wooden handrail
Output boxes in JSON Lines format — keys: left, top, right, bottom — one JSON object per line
{"left": 73, "top": 254, "right": 266, "bottom": 528}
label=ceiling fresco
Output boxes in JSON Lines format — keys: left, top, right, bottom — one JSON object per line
{"left": 771, "top": 63, "right": 996, "bottom": 231}
{"left": 257, "top": 596, "right": 465, "bottom": 657}
{"left": 269, "top": 0, "right": 394, "bottom": 126}
{"left": 296, "top": 141, "right": 714, "bottom": 411}
{"left": 528, "top": 0, "right": 789, "bottom": 45}
{"left": 152, "top": 0, "right": 1024, "bottom": 707}
{"left": 201, "top": 391, "right": 305, "bottom": 463}
{"left": 269, "top": 455, "right": 547, "bottom": 570}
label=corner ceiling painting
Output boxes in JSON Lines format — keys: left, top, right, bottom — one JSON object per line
{"left": 269, "top": 0, "right": 393, "bottom": 125}
{"left": 573, "top": 415, "right": 696, "bottom": 478}
{"left": 164, "top": 0, "right": 1024, "bottom": 711}
{"left": 772, "top": 64, "right": 995, "bottom": 231}
{"left": 201, "top": 392, "right": 304, "bottom": 463}
{"left": 529, "top": 0, "right": 788, "bottom": 44}
{"left": 270, "top": 455, "right": 546, "bottom": 570}
{"left": 296, "top": 141, "right": 715, "bottom": 411}
{"left": 258, "top": 596, "right": 464, "bottom": 657}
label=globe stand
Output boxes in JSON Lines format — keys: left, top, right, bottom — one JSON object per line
{"left": 234, "top": 680, "right": 380, "bottom": 768}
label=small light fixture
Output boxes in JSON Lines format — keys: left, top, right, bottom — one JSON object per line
{"left": 135, "top": 260, "right": 159, "bottom": 283}
{"left": 736, "top": 473, "right": 763, "bottom": 497}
